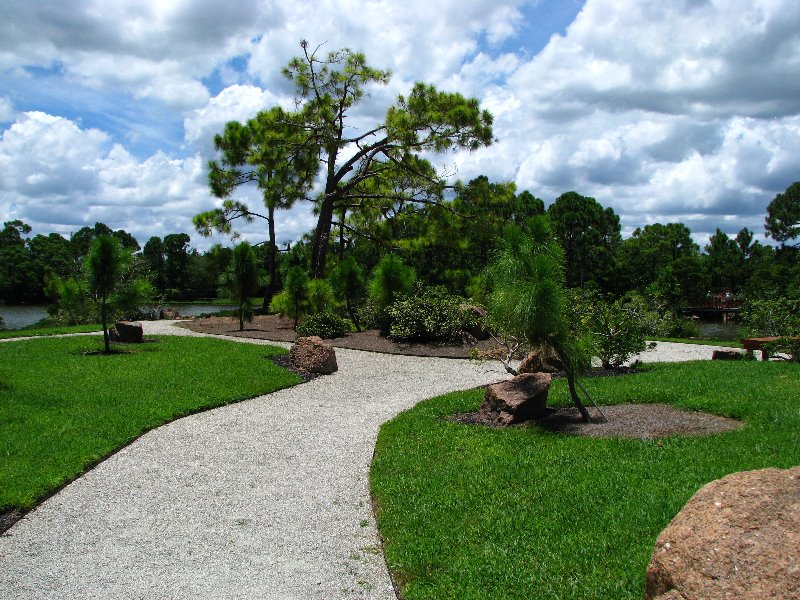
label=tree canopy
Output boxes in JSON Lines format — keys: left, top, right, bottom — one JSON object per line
{"left": 766, "top": 181, "right": 800, "bottom": 245}
{"left": 282, "top": 41, "right": 494, "bottom": 278}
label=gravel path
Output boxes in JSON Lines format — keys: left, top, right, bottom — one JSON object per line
{"left": 0, "top": 321, "right": 510, "bottom": 599}
{"left": 0, "top": 323, "right": 739, "bottom": 599}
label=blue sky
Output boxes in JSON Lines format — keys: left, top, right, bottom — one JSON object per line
{"left": 1, "top": 0, "right": 798, "bottom": 250}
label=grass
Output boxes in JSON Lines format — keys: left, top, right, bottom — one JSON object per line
{"left": 0, "top": 323, "right": 101, "bottom": 339}
{"left": 370, "top": 361, "right": 800, "bottom": 599}
{"left": 0, "top": 335, "right": 300, "bottom": 512}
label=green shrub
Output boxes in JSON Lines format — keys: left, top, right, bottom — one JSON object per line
{"left": 587, "top": 295, "right": 648, "bottom": 369}
{"left": 269, "top": 290, "right": 291, "bottom": 315}
{"left": 369, "top": 255, "right": 416, "bottom": 335}
{"left": 296, "top": 310, "right": 350, "bottom": 339}
{"left": 743, "top": 297, "right": 800, "bottom": 361}
{"left": 386, "top": 286, "right": 474, "bottom": 342}
{"left": 330, "top": 256, "right": 366, "bottom": 330}
{"left": 308, "top": 279, "right": 337, "bottom": 314}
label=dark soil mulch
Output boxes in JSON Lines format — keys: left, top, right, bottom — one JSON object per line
{"left": 269, "top": 354, "right": 321, "bottom": 383}
{"left": 448, "top": 403, "right": 744, "bottom": 439}
{"left": 177, "top": 314, "right": 504, "bottom": 358}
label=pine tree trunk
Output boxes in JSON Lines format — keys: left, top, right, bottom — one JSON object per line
{"left": 101, "top": 299, "right": 110, "bottom": 353}
{"left": 553, "top": 342, "right": 591, "bottom": 422}
{"left": 310, "top": 195, "right": 335, "bottom": 279}
{"left": 263, "top": 205, "right": 279, "bottom": 310}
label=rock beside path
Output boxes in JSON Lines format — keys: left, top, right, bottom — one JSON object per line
{"left": 645, "top": 466, "right": 800, "bottom": 600}
{"left": 290, "top": 336, "right": 338, "bottom": 374}
{"left": 111, "top": 321, "right": 143, "bottom": 343}
{"left": 478, "top": 373, "right": 551, "bottom": 426}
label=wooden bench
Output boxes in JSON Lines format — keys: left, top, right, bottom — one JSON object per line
{"left": 741, "top": 336, "right": 800, "bottom": 361}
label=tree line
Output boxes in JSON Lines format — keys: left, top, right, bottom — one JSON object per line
{"left": 2, "top": 42, "right": 798, "bottom": 327}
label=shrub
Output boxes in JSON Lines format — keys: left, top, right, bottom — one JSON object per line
{"left": 296, "top": 310, "right": 350, "bottom": 339}
{"left": 330, "top": 256, "right": 366, "bottom": 330}
{"left": 386, "top": 286, "right": 475, "bottom": 343}
{"left": 307, "top": 279, "right": 337, "bottom": 315}
{"left": 587, "top": 295, "right": 648, "bottom": 369}
{"left": 742, "top": 297, "right": 800, "bottom": 361}
{"left": 369, "top": 255, "right": 415, "bottom": 335}
{"left": 742, "top": 297, "right": 800, "bottom": 338}
{"left": 269, "top": 290, "right": 291, "bottom": 316}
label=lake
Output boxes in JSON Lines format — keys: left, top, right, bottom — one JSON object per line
{"left": 0, "top": 304, "right": 236, "bottom": 330}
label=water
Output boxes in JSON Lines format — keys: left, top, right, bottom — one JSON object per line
{"left": 0, "top": 304, "right": 235, "bottom": 330}
{"left": 0, "top": 306, "right": 48, "bottom": 330}
{"left": 165, "top": 304, "right": 236, "bottom": 317}
{"left": 697, "top": 319, "right": 741, "bottom": 341}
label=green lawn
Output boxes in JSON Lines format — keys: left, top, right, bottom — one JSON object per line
{"left": 0, "top": 323, "right": 101, "bottom": 339}
{"left": 0, "top": 335, "right": 300, "bottom": 512}
{"left": 371, "top": 361, "right": 800, "bottom": 599}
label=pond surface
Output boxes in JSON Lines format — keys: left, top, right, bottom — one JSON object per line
{"left": 696, "top": 319, "right": 741, "bottom": 340}
{"left": 0, "top": 304, "right": 236, "bottom": 330}
{"left": 0, "top": 306, "right": 49, "bottom": 330}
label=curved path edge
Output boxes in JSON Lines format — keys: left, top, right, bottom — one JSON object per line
{"left": 0, "top": 321, "right": 510, "bottom": 599}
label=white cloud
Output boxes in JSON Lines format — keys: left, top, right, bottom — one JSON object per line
{"left": 184, "top": 84, "right": 289, "bottom": 155}
{"left": 0, "top": 110, "right": 316, "bottom": 248}
{"left": 1, "top": 0, "right": 800, "bottom": 249}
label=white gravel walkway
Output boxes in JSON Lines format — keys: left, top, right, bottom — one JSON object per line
{"left": 0, "top": 321, "right": 510, "bottom": 599}
{"left": 0, "top": 323, "right": 738, "bottom": 599}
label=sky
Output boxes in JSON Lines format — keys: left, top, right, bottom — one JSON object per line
{"left": 1, "top": 0, "right": 799, "bottom": 251}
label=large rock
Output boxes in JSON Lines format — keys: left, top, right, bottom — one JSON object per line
{"left": 645, "top": 466, "right": 800, "bottom": 600}
{"left": 110, "top": 321, "right": 143, "bottom": 343}
{"left": 290, "top": 336, "right": 338, "bottom": 374}
{"left": 711, "top": 349, "right": 744, "bottom": 360}
{"left": 518, "top": 351, "right": 563, "bottom": 374}
{"left": 478, "top": 373, "right": 551, "bottom": 426}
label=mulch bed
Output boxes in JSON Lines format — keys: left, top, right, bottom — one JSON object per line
{"left": 449, "top": 403, "right": 744, "bottom": 439}
{"left": 177, "top": 314, "right": 504, "bottom": 358}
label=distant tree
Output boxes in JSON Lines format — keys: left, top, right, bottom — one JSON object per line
{"left": 195, "top": 107, "right": 317, "bottom": 307}
{"left": 765, "top": 181, "right": 800, "bottom": 244}
{"left": 218, "top": 241, "right": 262, "bottom": 331}
{"left": 70, "top": 223, "right": 138, "bottom": 259}
{"left": 28, "top": 233, "right": 76, "bottom": 281}
{"left": 487, "top": 219, "right": 592, "bottom": 421}
{"left": 705, "top": 229, "right": 743, "bottom": 293}
{"left": 547, "top": 192, "right": 621, "bottom": 289}
{"left": 617, "top": 222, "right": 700, "bottom": 296}
{"left": 162, "top": 233, "right": 191, "bottom": 299}
{"left": 85, "top": 236, "right": 128, "bottom": 353}
{"left": 142, "top": 236, "right": 167, "bottom": 293}
{"left": 0, "top": 220, "right": 38, "bottom": 303}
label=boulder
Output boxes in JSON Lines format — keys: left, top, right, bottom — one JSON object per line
{"left": 159, "top": 307, "right": 180, "bottom": 320}
{"left": 518, "top": 351, "right": 563, "bottom": 374}
{"left": 290, "top": 336, "right": 338, "bottom": 374}
{"left": 645, "top": 466, "right": 800, "bottom": 600}
{"left": 111, "top": 321, "right": 143, "bottom": 343}
{"left": 711, "top": 349, "right": 744, "bottom": 360}
{"left": 478, "top": 373, "right": 551, "bottom": 426}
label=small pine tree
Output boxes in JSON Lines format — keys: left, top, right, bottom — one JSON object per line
{"left": 218, "top": 241, "right": 262, "bottom": 331}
